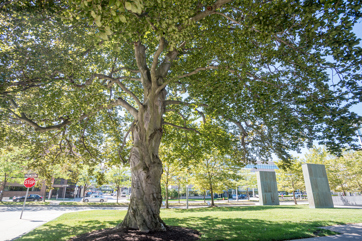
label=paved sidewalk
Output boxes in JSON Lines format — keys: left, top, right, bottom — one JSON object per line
{"left": 0, "top": 206, "right": 128, "bottom": 241}
{"left": 291, "top": 223, "right": 362, "bottom": 241}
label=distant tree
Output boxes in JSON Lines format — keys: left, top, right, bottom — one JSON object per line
{"left": 190, "top": 149, "right": 241, "bottom": 206}
{"left": 105, "top": 165, "right": 130, "bottom": 203}
{"left": 159, "top": 145, "right": 181, "bottom": 209}
{"left": 190, "top": 172, "right": 210, "bottom": 203}
{"left": 237, "top": 169, "right": 258, "bottom": 200}
{"left": 303, "top": 147, "right": 362, "bottom": 194}
{"left": 77, "top": 165, "right": 96, "bottom": 198}
{"left": 0, "top": 146, "right": 28, "bottom": 201}
{"left": 276, "top": 159, "right": 305, "bottom": 205}
{"left": 343, "top": 151, "right": 362, "bottom": 193}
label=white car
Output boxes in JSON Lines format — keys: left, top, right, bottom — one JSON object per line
{"left": 83, "top": 195, "right": 108, "bottom": 203}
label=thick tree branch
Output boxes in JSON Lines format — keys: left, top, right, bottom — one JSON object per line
{"left": 119, "top": 121, "right": 135, "bottom": 164}
{"left": 164, "top": 100, "right": 208, "bottom": 107}
{"left": 113, "top": 67, "right": 140, "bottom": 73}
{"left": 156, "top": 66, "right": 218, "bottom": 94}
{"left": 151, "top": 37, "right": 166, "bottom": 85}
{"left": 179, "top": 0, "right": 234, "bottom": 31}
{"left": 8, "top": 110, "right": 71, "bottom": 133}
{"left": 6, "top": 97, "right": 138, "bottom": 132}
{"left": 114, "top": 80, "right": 143, "bottom": 107}
{"left": 156, "top": 41, "right": 186, "bottom": 79}
{"left": 114, "top": 98, "right": 138, "bottom": 118}
{"left": 134, "top": 42, "right": 152, "bottom": 89}
{"left": 163, "top": 121, "right": 201, "bottom": 134}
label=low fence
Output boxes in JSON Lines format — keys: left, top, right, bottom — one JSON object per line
{"left": 332, "top": 196, "right": 362, "bottom": 206}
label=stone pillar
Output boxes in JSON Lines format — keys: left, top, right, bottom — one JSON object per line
{"left": 257, "top": 171, "right": 279, "bottom": 205}
{"left": 302, "top": 163, "right": 334, "bottom": 208}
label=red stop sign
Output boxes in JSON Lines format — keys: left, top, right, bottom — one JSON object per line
{"left": 24, "top": 178, "right": 36, "bottom": 188}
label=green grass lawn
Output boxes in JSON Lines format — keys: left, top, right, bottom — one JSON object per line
{"left": 17, "top": 206, "right": 362, "bottom": 241}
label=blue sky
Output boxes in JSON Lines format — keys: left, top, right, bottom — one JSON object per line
{"left": 281, "top": 20, "right": 362, "bottom": 160}
{"left": 350, "top": 21, "right": 362, "bottom": 117}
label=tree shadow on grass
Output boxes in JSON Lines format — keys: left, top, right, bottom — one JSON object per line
{"left": 16, "top": 220, "right": 122, "bottom": 241}
{"left": 173, "top": 205, "right": 301, "bottom": 213}
{"left": 163, "top": 216, "right": 338, "bottom": 241}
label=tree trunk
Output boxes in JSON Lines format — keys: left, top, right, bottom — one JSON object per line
{"left": 341, "top": 183, "right": 346, "bottom": 196}
{"left": 118, "top": 65, "right": 167, "bottom": 232}
{"left": 203, "top": 190, "right": 206, "bottom": 203}
{"left": 247, "top": 187, "right": 250, "bottom": 200}
{"left": 117, "top": 186, "right": 120, "bottom": 204}
{"left": 178, "top": 183, "right": 180, "bottom": 203}
{"left": 293, "top": 191, "right": 297, "bottom": 205}
{"left": 0, "top": 173, "right": 6, "bottom": 202}
{"left": 356, "top": 180, "right": 362, "bottom": 193}
{"left": 82, "top": 184, "right": 87, "bottom": 201}
{"left": 48, "top": 189, "right": 53, "bottom": 200}
{"left": 292, "top": 180, "right": 297, "bottom": 205}
{"left": 165, "top": 181, "right": 169, "bottom": 209}
{"left": 210, "top": 183, "right": 215, "bottom": 206}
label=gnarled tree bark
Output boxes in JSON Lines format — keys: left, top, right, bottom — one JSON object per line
{"left": 118, "top": 42, "right": 171, "bottom": 232}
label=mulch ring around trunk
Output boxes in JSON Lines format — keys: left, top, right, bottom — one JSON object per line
{"left": 68, "top": 226, "right": 200, "bottom": 241}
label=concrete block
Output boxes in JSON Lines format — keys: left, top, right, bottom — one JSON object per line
{"left": 302, "top": 163, "right": 334, "bottom": 208}
{"left": 332, "top": 196, "right": 362, "bottom": 206}
{"left": 257, "top": 171, "right": 279, "bottom": 205}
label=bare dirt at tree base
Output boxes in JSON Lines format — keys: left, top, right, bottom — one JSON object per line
{"left": 69, "top": 226, "right": 200, "bottom": 241}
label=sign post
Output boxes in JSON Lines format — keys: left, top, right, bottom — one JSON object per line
{"left": 20, "top": 177, "right": 36, "bottom": 219}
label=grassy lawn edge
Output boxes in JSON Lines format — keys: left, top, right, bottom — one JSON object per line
{"left": 17, "top": 206, "right": 362, "bottom": 241}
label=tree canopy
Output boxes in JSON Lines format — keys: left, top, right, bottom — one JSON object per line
{"left": 1, "top": 0, "right": 362, "bottom": 231}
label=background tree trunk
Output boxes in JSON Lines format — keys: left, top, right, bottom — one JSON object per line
{"left": 82, "top": 184, "right": 87, "bottom": 201}
{"left": 178, "top": 183, "right": 180, "bottom": 203}
{"left": 210, "top": 184, "right": 215, "bottom": 206}
{"left": 0, "top": 173, "right": 6, "bottom": 202}
{"left": 165, "top": 181, "right": 169, "bottom": 209}
{"left": 293, "top": 191, "right": 297, "bottom": 205}
{"left": 117, "top": 186, "right": 120, "bottom": 204}
{"left": 203, "top": 190, "right": 206, "bottom": 203}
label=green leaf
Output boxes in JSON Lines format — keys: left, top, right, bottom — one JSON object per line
{"left": 105, "top": 26, "right": 112, "bottom": 35}
{"left": 95, "top": 18, "right": 102, "bottom": 27}
{"left": 125, "top": 2, "right": 132, "bottom": 11}
{"left": 119, "top": 15, "right": 127, "bottom": 23}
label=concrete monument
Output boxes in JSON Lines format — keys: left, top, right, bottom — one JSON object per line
{"left": 302, "top": 163, "right": 334, "bottom": 208}
{"left": 257, "top": 171, "right": 279, "bottom": 205}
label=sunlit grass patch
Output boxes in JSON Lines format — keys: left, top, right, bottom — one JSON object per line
{"left": 18, "top": 206, "right": 361, "bottom": 241}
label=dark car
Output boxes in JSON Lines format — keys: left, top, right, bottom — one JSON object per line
{"left": 13, "top": 194, "right": 43, "bottom": 202}
{"left": 85, "top": 192, "right": 93, "bottom": 197}
{"left": 232, "top": 194, "right": 247, "bottom": 199}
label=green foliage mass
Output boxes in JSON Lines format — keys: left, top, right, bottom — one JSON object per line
{"left": 0, "top": 0, "right": 361, "bottom": 173}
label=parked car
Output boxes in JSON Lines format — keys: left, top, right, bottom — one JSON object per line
{"left": 83, "top": 194, "right": 108, "bottom": 203}
{"left": 13, "top": 194, "right": 43, "bottom": 202}
{"left": 85, "top": 192, "right": 93, "bottom": 197}
{"left": 293, "top": 192, "right": 304, "bottom": 198}
{"left": 232, "top": 194, "right": 247, "bottom": 199}
{"left": 120, "top": 192, "right": 127, "bottom": 197}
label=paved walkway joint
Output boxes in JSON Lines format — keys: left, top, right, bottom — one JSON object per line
{"left": 293, "top": 223, "right": 362, "bottom": 241}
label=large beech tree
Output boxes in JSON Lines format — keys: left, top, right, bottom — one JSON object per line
{"left": 1, "top": 0, "right": 362, "bottom": 232}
